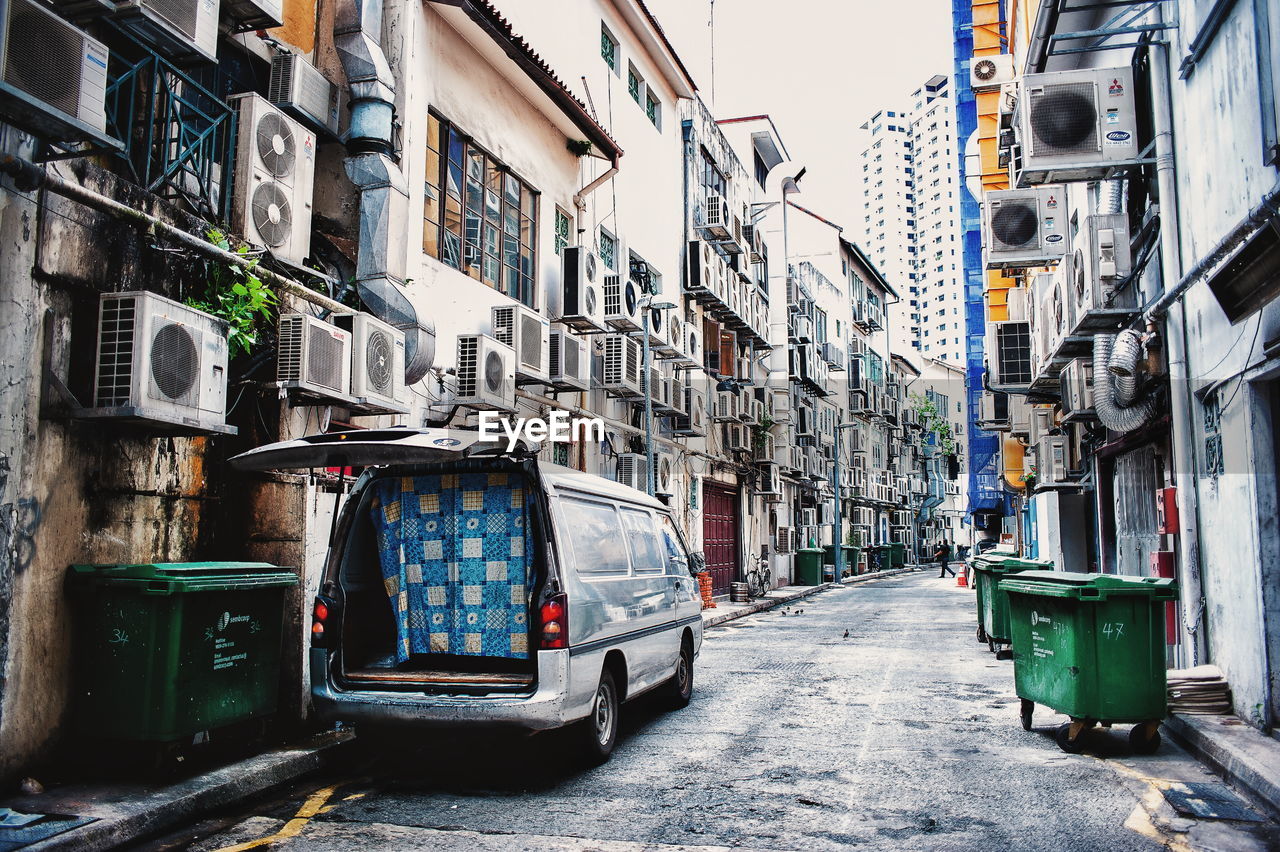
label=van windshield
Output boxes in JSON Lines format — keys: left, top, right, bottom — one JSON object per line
{"left": 367, "top": 471, "right": 534, "bottom": 665}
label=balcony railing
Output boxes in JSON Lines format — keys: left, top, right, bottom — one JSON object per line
{"left": 105, "top": 25, "right": 237, "bottom": 223}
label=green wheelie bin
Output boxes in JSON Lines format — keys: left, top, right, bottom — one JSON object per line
{"left": 794, "top": 549, "right": 824, "bottom": 585}
{"left": 970, "top": 553, "right": 1053, "bottom": 656}
{"left": 999, "top": 571, "right": 1177, "bottom": 754}
{"left": 67, "top": 562, "right": 298, "bottom": 743}
{"left": 888, "top": 542, "right": 907, "bottom": 570}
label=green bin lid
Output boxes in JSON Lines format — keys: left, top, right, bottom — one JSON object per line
{"left": 998, "top": 570, "right": 1177, "bottom": 601}
{"left": 971, "top": 554, "right": 1052, "bottom": 573}
{"left": 69, "top": 562, "right": 298, "bottom": 594}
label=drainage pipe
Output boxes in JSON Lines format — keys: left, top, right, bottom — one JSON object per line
{"left": 1149, "top": 5, "right": 1208, "bottom": 665}
{"left": 0, "top": 155, "right": 348, "bottom": 315}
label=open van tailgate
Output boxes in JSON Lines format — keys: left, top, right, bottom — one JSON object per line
{"left": 229, "top": 427, "right": 540, "bottom": 471}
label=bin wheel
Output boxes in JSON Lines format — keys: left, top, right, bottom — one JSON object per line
{"left": 977, "top": 624, "right": 987, "bottom": 643}
{"left": 995, "top": 647, "right": 1013, "bottom": 661}
{"left": 1020, "top": 699, "right": 1034, "bottom": 731}
{"left": 1055, "top": 722, "right": 1086, "bottom": 754}
{"left": 1129, "top": 723, "right": 1162, "bottom": 755}
{"left": 987, "top": 637, "right": 996, "bottom": 654}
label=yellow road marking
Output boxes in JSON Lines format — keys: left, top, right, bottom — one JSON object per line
{"left": 211, "top": 784, "right": 340, "bottom": 852}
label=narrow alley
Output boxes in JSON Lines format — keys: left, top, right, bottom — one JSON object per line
{"left": 150, "top": 574, "right": 1279, "bottom": 852}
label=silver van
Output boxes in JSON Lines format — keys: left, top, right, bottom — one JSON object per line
{"left": 232, "top": 427, "right": 703, "bottom": 762}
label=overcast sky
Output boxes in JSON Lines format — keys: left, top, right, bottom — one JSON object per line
{"left": 643, "top": 0, "right": 956, "bottom": 237}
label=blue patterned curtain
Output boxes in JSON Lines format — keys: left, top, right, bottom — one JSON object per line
{"left": 369, "top": 472, "right": 532, "bottom": 664}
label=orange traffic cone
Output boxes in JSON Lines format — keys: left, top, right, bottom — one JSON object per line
{"left": 956, "top": 571, "right": 968, "bottom": 588}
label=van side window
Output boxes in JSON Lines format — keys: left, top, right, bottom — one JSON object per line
{"left": 659, "top": 514, "right": 690, "bottom": 576}
{"left": 620, "top": 507, "right": 663, "bottom": 575}
{"left": 562, "top": 497, "right": 631, "bottom": 576}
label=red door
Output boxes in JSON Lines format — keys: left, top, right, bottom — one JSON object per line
{"left": 702, "top": 482, "right": 740, "bottom": 597}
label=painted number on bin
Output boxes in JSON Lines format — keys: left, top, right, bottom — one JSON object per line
{"left": 1102, "top": 622, "right": 1126, "bottom": 640}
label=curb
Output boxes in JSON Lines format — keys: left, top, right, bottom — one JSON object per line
{"left": 1163, "top": 714, "right": 1280, "bottom": 820}
{"left": 13, "top": 731, "right": 354, "bottom": 852}
{"left": 702, "top": 568, "right": 911, "bottom": 629}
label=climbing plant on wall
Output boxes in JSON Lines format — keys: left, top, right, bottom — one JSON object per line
{"left": 186, "top": 229, "right": 278, "bottom": 358}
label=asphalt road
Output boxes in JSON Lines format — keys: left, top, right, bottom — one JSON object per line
{"left": 147, "top": 571, "right": 1280, "bottom": 851}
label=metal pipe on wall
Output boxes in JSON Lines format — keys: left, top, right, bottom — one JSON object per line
{"left": 1148, "top": 6, "right": 1209, "bottom": 666}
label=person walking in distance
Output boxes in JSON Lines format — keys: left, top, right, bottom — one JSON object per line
{"left": 935, "top": 541, "right": 954, "bottom": 578}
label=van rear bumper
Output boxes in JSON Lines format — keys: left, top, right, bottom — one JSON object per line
{"left": 311, "top": 648, "right": 577, "bottom": 731}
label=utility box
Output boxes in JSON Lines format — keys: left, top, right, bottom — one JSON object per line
{"left": 67, "top": 562, "right": 297, "bottom": 742}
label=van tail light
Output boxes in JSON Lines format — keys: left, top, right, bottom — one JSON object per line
{"left": 539, "top": 593, "right": 568, "bottom": 650}
{"left": 311, "top": 595, "right": 334, "bottom": 647}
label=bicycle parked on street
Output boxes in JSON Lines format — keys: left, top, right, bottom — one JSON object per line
{"left": 745, "top": 546, "right": 772, "bottom": 599}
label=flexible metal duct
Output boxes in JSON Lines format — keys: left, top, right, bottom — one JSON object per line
{"left": 1092, "top": 333, "right": 1159, "bottom": 433}
{"left": 334, "top": 0, "right": 435, "bottom": 384}
{"left": 1108, "top": 328, "right": 1142, "bottom": 406}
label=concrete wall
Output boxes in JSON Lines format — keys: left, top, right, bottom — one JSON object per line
{"left": 1165, "top": 0, "right": 1278, "bottom": 725}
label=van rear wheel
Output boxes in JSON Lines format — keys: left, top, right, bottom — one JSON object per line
{"left": 578, "top": 669, "right": 619, "bottom": 765}
{"left": 661, "top": 642, "right": 694, "bottom": 709}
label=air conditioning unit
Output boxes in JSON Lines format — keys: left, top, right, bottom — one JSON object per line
{"left": 656, "top": 374, "right": 682, "bottom": 415}
{"left": 742, "top": 222, "right": 765, "bottom": 263}
{"left": 1016, "top": 66, "right": 1140, "bottom": 186}
{"left": 776, "top": 525, "right": 796, "bottom": 553}
{"left": 712, "top": 388, "right": 741, "bottom": 422}
{"left": 615, "top": 452, "right": 649, "bottom": 492}
{"left": 699, "top": 192, "right": 732, "bottom": 240}
{"left": 754, "top": 432, "right": 776, "bottom": 463}
{"left": 671, "top": 387, "right": 707, "bottom": 437}
{"left": 655, "top": 314, "right": 681, "bottom": 358}
{"left": 985, "top": 320, "right": 1033, "bottom": 390}
{"left": 492, "top": 303, "right": 550, "bottom": 385}
{"left": 559, "top": 247, "right": 606, "bottom": 332}
{"left": 654, "top": 452, "right": 675, "bottom": 495}
{"left": 787, "top": 445, "right": 805, "bottom": 474}
{"left": 758, "top": 463, "right": 782, "bottom": 496}
{"left": 643, "top": 302, "right": 668, "bottom": 349}
{"left": 1060, "top": 358, "right": 1096, "bottom": 422}
{"left": 0, "top": 0, "right": 117, "bottom": 149}
{"left": 548, "top": 328, "right": 590, "bottom": 391}
{"left": 801, "top": 508, "right": 818, "bottom": 528}
{"left": 1035, "top": 435, "right": 1071, "bottom": 487}
{"left": 1063, "top": 213, "right": 1136, "bottom": 337}
{"left": 230, "top": 94, "right": 315, "bottom": 266}
{"left": 111, "top": 0, "right": 219, "bottom": 64}
{"left": 603, "top": 274, "right": 642, "bottom": 331}
{"left": 725, "top": 422, "right": 750, "bottom": 452}
{"left": 222, "top": 0, "right": 282, "bottom": 30}
{"left": 276, "top": 312, "right": 353, "bottom": 402}
{"left": 85, "top": 291, "right": 232, "bottom": 433}
{"left": 1028, "top": 405, "right": 1055, "bottom": 446}
{"left": 984, "top": 186, "right": 1067, "bottom": 269}
{"left": 970, "top": 53, "right": 1014, "bottom": 93}
{"left": 681, "top": 320, "right": 701, "bottom": 367}
{"left": 334, "top": 312, "right": 406, "bottom": 411}
{"left": 601, "top": 333, "right": 643, "bottom": 397}
{"left": 1009, "top": 394, "right": 1032, "bottom": 436}
{"left": 453, "top": 334, "right": 516, "bottom": 412}
{"left": 269, "top": 52, "right": 345, "bottom": 138}
{"left": 686, "top": 240, "right": 716, "bottom": 297}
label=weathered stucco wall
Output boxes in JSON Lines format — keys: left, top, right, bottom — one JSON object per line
{"left": 1166, "top": 1, "right": 1279, "bottom": 724}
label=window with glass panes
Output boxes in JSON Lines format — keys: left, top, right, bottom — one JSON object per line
{"left": 627, "top": 67, "right": 641, "bottom": 104}
{"left": 422, "top": 113, "right": 538, "bottom": 306}
{"left": 645, "top": 91, "right": 660, "bottom": 127}
{"left": 599, "top": 229, "right": 616, "bottom": 271}
{"left": 601, "top": 24, "right": 617, "bottom": 70}
{"left": 554, "top": 208, "right": 571, "bottom": 255}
